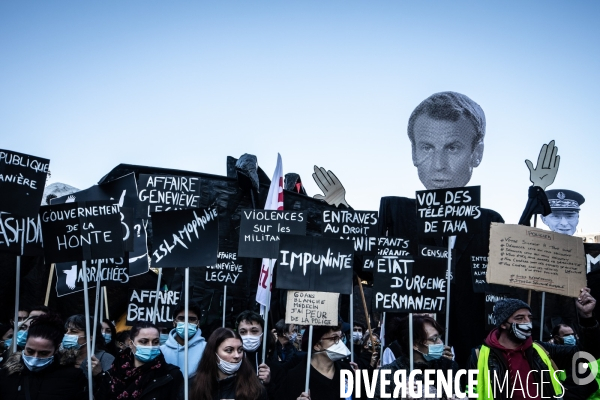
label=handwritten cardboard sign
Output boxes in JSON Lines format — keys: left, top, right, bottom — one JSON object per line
{"left": 40, "top": 201, "right": 124, "bottom": 263}
{"left": 137, "top": 174, "right": 202, "bottom": 218}
{"left": 126, "top": 288, "right": 181, "bottom": 325}
{"left": 0, "top": 213, "right": 43, "bottom": 256}
{"left": 238, "top": 209, "right": 306, "bottom": 259}
{"left": 275, "top": 235, "right": 354, "bottom": 294}
{"left": 0, "top": 149, "right": 49, "bottom": 218}
{"left": 150, "top": 207, "right": 218, "bottom": 268}
{"left": 54, "top": 258, "right": 129, "bottom": 297}
{"left": 321, "top": 210, "right": 378, "bottom": 256}
{"left": 487, "top": 223, "right": 587, "bottom": 298}
{"left": 415, "top": 186, "right": 481, "bottom": 236}
{"left": 285, "top": 291, "right": 339, "bottom": 326}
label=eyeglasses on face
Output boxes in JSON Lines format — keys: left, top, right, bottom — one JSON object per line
{"left": 320, "top": 335, "right": 342, "bottom": 344}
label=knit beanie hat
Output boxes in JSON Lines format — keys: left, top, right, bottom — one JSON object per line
{"left": 493, "top": 298, "right": 531, "bottom": 326}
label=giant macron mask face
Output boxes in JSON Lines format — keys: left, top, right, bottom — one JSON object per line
{"left": 411, "top": 114, "right": 484, "bottom": 190}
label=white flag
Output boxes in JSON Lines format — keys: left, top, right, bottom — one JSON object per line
{"left": 256, "top": 154, "right": 283, "bottom": 309}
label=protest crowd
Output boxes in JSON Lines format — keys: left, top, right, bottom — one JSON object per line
{"left": 1, "top": 92, "right": 600, "bottom": 400}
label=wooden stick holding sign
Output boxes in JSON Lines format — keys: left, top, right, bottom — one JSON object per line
{"left": 261, "top": 259, "right": 273, "bottom": 365}
{"left": 285, "top": 290, "right": 339, "bottom": 395}
{"left": 356, "top": 276, "right": 375, "bottom": 359}
{"left": 81, "top": 261, "right": 94, "bottom": 400}
{"left": 152, "top": 268, "right": 163, "bottom": 324}
{"left": 45, "top": 264, "right": 55, "bottom": 307}
{"left": 444, "top": 238, "right": 452, "bottom": 344}
{"left": 12, "top": 256, "right": 20, "bottom": 353}
{"left": 91, "top": 260, "right": 102, "bottom": 356}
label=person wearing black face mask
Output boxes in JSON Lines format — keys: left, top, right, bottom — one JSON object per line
{"left": 0, "top": 314, "right": 88, "bottom": 400}
{"left": 468, "top": 289, "right": 600, "bottom": 400}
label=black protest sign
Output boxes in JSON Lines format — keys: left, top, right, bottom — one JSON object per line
{"left": 238, "top": 209, "right": 306, "bottom": 259}
{"left": 150, "top": 207, "right": 218, "bottom": 268}
{"left": 0, "top": 213, "right": 43, "bottom": 256}
{"left": 203, "top": 251, "right": 246, "bottom": 287}
{"left": 415, "top": 186, "right": 481, "bottom": 236}
{"left": 471, "top": 255, "right": 505, "bottom": 293}
{"left": 40, "top": 201, "right": 124, "bottom": 263}
{"left": 55, "top": 258, "right": 129, "bottom": 297}
{"left": 584, "top": 243, "right": 600, "bottom": 275}
{"left": 362, "top": 237, "right": 410, "bottom": 271}
{"left": 137, "top": 174, "right": 202, "bottom": 218}
{"left": 0, "top": 149, "right": 49, "bottom": 218}
{"left": 51, "top": 173, "right": 140, "bottom": 252}
{"left": 484, "top": 293, "right": 509, "bottom": 330}
{"left": 321, "top": 210, "right": 378, "bottom": 255}
{"left": 275, "top": 235, "right": 354, "bottom": 294}
{"left": 126, "top": 288, "right": 181, "bottom": 325}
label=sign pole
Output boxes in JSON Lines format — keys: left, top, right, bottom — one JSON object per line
{"left": 261, "top": 259, "right": 273, "bottom": 365}
{"left": 222, "top": 285, "right": 227, "bottom": 328}
{"left": 81, "top": 261, "right": 94, "bottom": 400}
{"left": 533, "top": 214, "right": 546, "bottom": 341}
{"left": 357, "top": 276, "right": 375, "bottom": 351}
{"left": 152, "top": 268, "right": 162, "bottom": 324}
{"left": 304, "top": 325, "right": 314, "bottom": 394}
{"left": 349, "top": 285, "right": 354, "bottom": 363}
{"left": 99, "top": 285, "right": 104, "bottom": 329}
{"left": 103, "top": 286, "right": 110, "bottom": 320}
{"left": 13, "top": 256, "right": 21, "bottom": 353}
{"left": 91, "top": 260, "right": 102, "bottom": 356}
{"left": 184, "top": 267, "right": 189, "bottom": 400}
{"left": 444, "top": 239, "right": 452, "bottom": 344}
{"left": 44, "top": 263, "right": 55, "bottom": 307}
{"left": 409, "top": 313, "right": 414, "bottom": 372}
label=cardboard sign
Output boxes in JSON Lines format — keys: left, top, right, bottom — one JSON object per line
{"left": 238, "top": 209, "right": 306, "bottom": 259}
{"left": 285, "top": 291, "right": 339, "bottom": 326}
{"left": 126, "top": 288, "right": 181, "bottom": 325}
{"left": 203, "top": 251, "right": 245, "bottom": 286}
{"left": 373, "top": 240, "right": 449, "bottom": 312}
{"left": 362, "top": 237, "right": 410, "bottom": 271}
{"left": 484, "top": 292, "right": 509, "bottom": 330}
{"left": 54, "top": 258, "right": 129, "bottom": 297}
{"left": 137, "top": 174, "right": 202, "bottom": 218}
{"left": 0, "top": 149, "right": 49, "bottom": 218}
{"left": 0, "top": 213, "right": 43, "bottom": 256}
{"left": 487, "top": 223, "right": 587, "bottom": 298}
{"left": 415, "top": 186, "right": 481, "bottom": 236}
{"left": 40, "top": 201, "right": 124, "bottom": 263}
{"left": 150, "top": 207, "right": 218, "bottom": 268}
{"left": 321, "top": 210, "right": 378, "bottom": 255}
{"left": 275, "top": 235, "right": 354, "bottom": 294}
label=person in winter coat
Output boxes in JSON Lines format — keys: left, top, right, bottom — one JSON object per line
{"left": 374, "top": 315, "right": 459, "bottom": 400}
{"left": 0, "top": 313, "right": 88, "bottom": 400}
{"left": 236, "top": 310, "right": 281, "bottom": 399}
{"left": 468, "top": 289, "right": 600, "bottom": 400}
{"left": 160, "top": 302, "right": 207, "bottom": 377}
{"left": 277, "top": 324, "right": 354, "bottom": 400}
{"left": 96, "top": 321, "right": 183, "bottom": 400}
{"left": 189, "top": 327, "right": 267, "bottom": 400}
{"left": 100, "top": 318, "right": 120, "bottom": 357}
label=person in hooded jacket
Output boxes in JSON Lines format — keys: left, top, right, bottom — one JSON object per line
{"left": 277, "top": 324, "right": 354, "bottom": 400}
{"left": 160, "top": 302, "right": 207, "bottom": 377}
{"left": 0, "top": 313, "right": 88, "bottom": 400}
{"left": 96, "top": 321, "right": 183, "bottom": 400}
{"left": 236, "top": 310, "right": 281, "bottom": 400}
{"left": 189, "top": 327, "right": 267, "bottom": 400}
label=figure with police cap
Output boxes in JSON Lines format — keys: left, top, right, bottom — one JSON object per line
{"left": 468, "top": 288, "right": 600, "bottom": 400}
{"left": 541, "top": 189, "right": 585, "bottom": 236}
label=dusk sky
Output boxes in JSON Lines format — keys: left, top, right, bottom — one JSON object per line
{"left": 2, "top": 1, "right": 599, "bottom": 232}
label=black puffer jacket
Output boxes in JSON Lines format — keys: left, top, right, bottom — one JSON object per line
{"left": 0, "top": 352, "right": 88, "bottom": 400}
{"left": 210, "top": 375, "right": 268, "bottom": 400}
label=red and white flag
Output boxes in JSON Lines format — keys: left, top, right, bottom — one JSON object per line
{"left": 256, "top": 153, "right": 284, "bottom": 310}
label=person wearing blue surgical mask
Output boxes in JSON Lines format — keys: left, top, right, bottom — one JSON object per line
{"left": 100, "top": 319, "right": 119, "bottom": 357}
{"left": 373, "top": 315, "right": 459, "bottom": 399}
{"left": 275, "top": 319, "right": 298, "bottom": 363}
{"left": 160, "top": 302, "right": 206, "bottom": 378}
{"left": 61, "top": 314, "right": 115, "bottom": 380}
{"left": 551, "top": 323, "right": 578, "bottom": 346}
{"left": 96, "top": 321, "right": 183, "bottom": 400}
{"left": 0, "top": 314, "right": 88, "bottom": 399}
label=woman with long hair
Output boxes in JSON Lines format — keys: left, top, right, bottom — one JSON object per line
{"left": 96, "top": 321, "right": 183, "bottom": 400}
{"left": 0, "top": 313, "right": 88, "bottom": 399}
{"left": 100, "top": 318, "right": 120, "bottom": 357}
{"left": 190, "top": 327, "right": 267, "bottom": 400}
